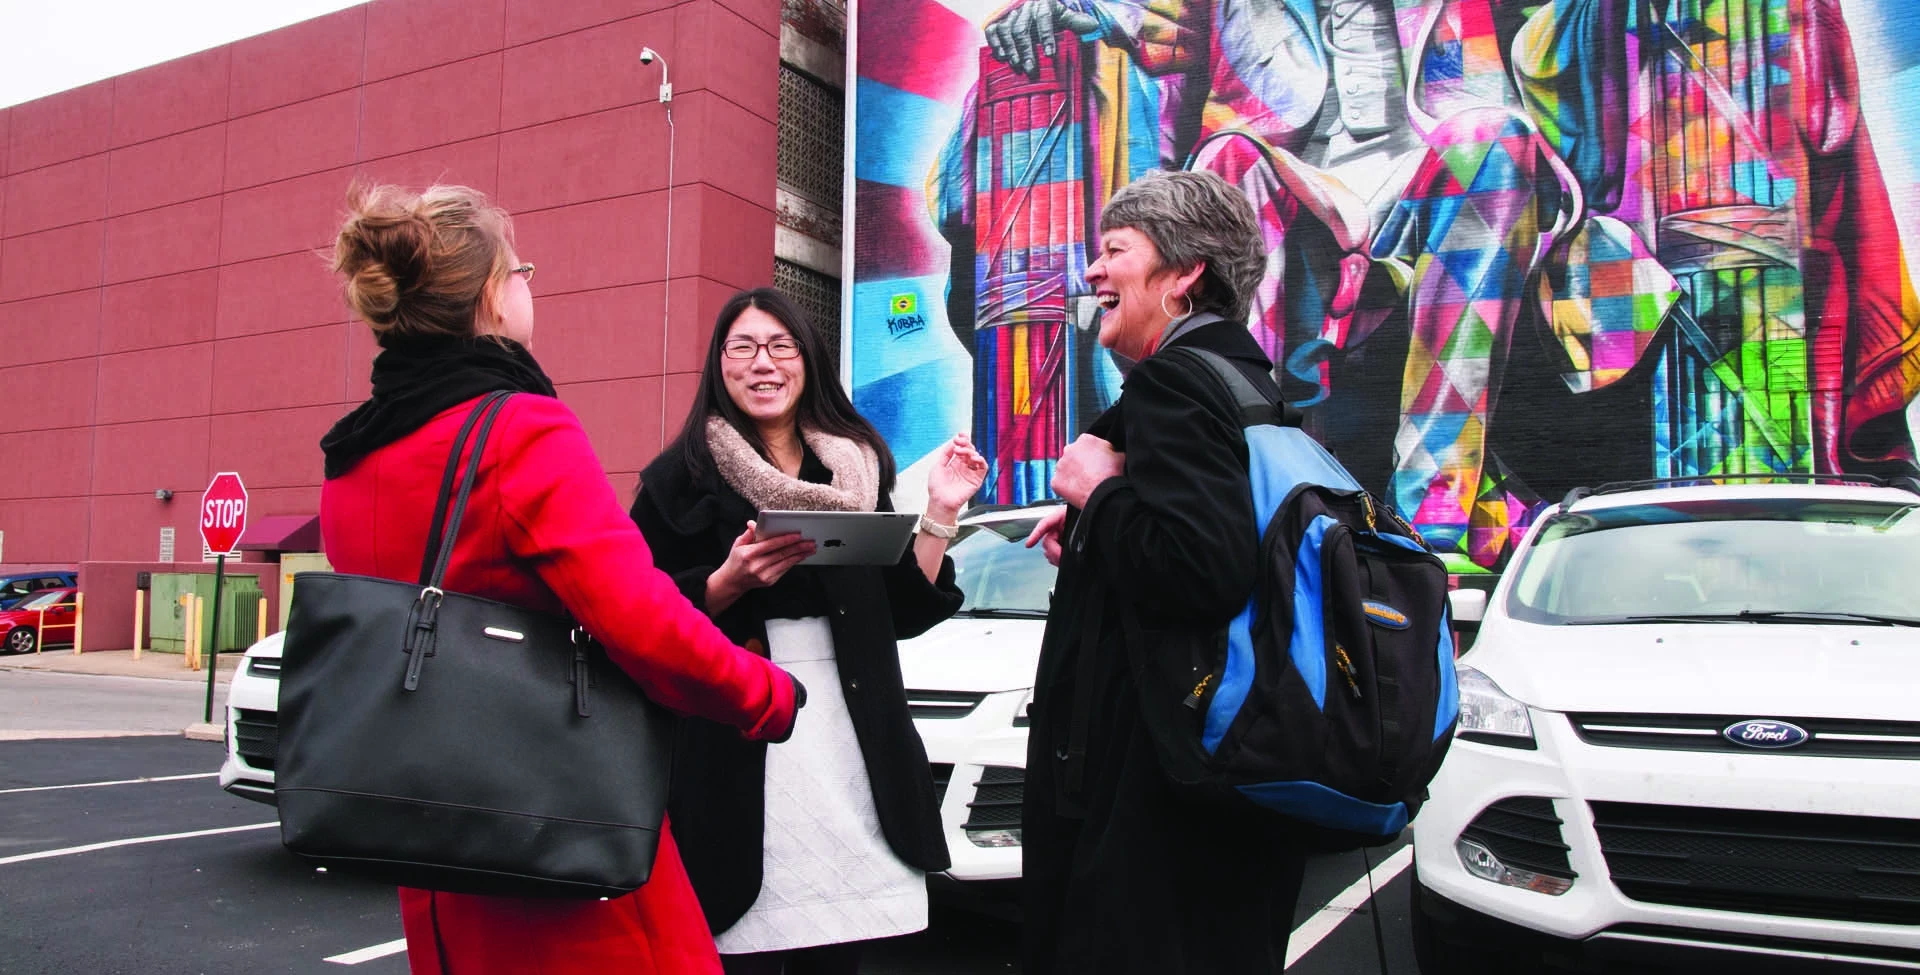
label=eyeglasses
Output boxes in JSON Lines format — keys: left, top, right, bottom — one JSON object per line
{"left": 722, "top": 337, "right": 801, "bottom": 360}
{"left": 510, "top": 263, "right": 535, "bottom": 282}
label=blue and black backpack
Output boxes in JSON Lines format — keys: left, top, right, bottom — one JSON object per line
{"left": 1124, "top": 347, "right": 1461, "bottom": 851}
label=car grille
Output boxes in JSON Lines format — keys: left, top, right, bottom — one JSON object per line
{"left": 1461, "top": 797, "right": 1576, "bottom": 879}
{"left": 963, "top": 766, "right": 1024, "bottom": 836}
{"left": 245, "top": 657, "right": 282, "bottom": 679}
{"left": 234, "top": 708, "right": 279, "bottom": 771}
{"left": 906, "top": 689, "right": 987, "bottom": 720}
{"left": 1590, "top": 801, "right": 1920, "bottom": 925}
{"left": 930, "top": 763, "right": 954, "bottom": 801}
{"left": 1569, "top": 712, "right": 1920, "bottom": 759}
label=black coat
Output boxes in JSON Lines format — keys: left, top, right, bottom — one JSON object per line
{"left": 630, "top": 448, "right": 960, "bottom": 934}
{"left": 1022, "top": 321, "right": 1308, "bottom": 974}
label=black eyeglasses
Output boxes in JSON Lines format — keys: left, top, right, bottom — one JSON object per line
{"left": 510, "top": 263, "right": 535, "bottom": 282}
{"left": 722, "top": 337, "right": 801, "bottom": 360}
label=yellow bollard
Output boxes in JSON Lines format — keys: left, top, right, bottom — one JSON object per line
{"left": 72, "top": 592, "right": 84, "bottom": 655}
{"left": 193, "top": 595, "right": 207, "bottom": 671}
{"left": 34, "top": 606, "right": 44, "bottom": 655}
{"left": 183, "top": 593, "right": 199, "bottom": 671}
{"left": 133, "top": 590, "right": 145, "bottom": 660}
{"left": 257, "top": 597, "right": 267, "bottom": 642}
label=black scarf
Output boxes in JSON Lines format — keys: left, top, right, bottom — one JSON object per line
{"left": 320, "top": 335, "right": 558, "bottom": 478}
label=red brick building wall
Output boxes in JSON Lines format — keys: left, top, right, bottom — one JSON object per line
{"left": 0, "top": 0, "right": 783, "bottom": 576}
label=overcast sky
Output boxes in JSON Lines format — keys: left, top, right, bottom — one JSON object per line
{"left": 2, "top": 0, "right": 366, "bottom": 110}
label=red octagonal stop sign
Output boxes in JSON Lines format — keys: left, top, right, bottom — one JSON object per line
{"left": 200, "top": 472, "right": 249, "bottom": 556}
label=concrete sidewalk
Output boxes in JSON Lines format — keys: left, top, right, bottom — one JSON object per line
{"left": 0, "top": 648, "right": 240, "bottom": 683}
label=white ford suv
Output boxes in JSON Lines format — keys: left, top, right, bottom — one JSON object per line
{"left": 1411, "top": 476, "right": 1920, "bottom": 971}
{"left": 219, "top": 630, "right": 284, "bottom": 805}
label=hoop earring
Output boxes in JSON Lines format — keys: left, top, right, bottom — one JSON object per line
{"left": 1160, "top": 289, "right": 1193, "bottom": 322}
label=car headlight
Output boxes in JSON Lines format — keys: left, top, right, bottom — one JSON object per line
{"left": 1012, "top": 688, "right": 1032, "bottom": 728}
{"left": 1455, "top": 667, "right": 1536, "bottom": 749}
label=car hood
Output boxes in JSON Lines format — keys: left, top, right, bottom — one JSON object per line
{"left": 1468, "top": 618, "right": 1920, "bottom": 720}
{"left": 247, "top": 631, "right": 286, "bottom": 658}
{"left": 897, "top": 616, "right": 1045, "bottom": 694}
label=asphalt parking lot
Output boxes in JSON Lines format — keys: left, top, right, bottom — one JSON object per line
{"left": 0, "top": 734, "right": 1420, "bottom": 974}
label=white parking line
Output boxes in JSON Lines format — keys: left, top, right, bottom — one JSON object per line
{"left": 0, "top": 772, "right": 218, "bottom": 795}
{"left": 0, "top": 822, "right": 276, "bottom": 866}
{"left": 0, "top": 730, "right": 183, "bottom": 741}
{"left": 325, "top": 938, "right": 408, "bottom": 965}
{"left": 1284, "top": 845, "right": 1414, "bottom": 968}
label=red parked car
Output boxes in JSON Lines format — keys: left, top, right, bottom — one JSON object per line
{"left": 2, "top": 587, "right": 78, "bottom": 653}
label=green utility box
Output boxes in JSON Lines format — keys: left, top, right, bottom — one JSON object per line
{"left": 148, "top": 572, "right": 262, "bottom": 654}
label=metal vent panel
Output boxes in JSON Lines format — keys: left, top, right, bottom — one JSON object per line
{"left": 777, "top": 65, "right": 844, "bottom": 210}
{"left": 774, "top": 258, "right": 842, "bottom": 363}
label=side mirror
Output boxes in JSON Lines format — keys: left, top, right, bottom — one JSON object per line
{"left": 1448, "top": 588, "right": 1488, "bottom": 624}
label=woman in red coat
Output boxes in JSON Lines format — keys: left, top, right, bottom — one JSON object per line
{"left": 317, "top": 183, "right": 804, "bottom": 975}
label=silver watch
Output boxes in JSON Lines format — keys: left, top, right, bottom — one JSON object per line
{"left": 918, "top": 513, "right": 960, "bottom": 539}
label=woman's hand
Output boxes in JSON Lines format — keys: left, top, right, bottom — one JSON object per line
{"left": 914, "top": 433, "right": 990, "bottom": 584}
{"left": 1051, "top": 434, "right": 1123, "bottom": 508}
{"left": 1023, "top": 505, "right": 1068, "bottom": 566}
{"left": 925, "top": 432, "right": 990, "bottom": 522}
{"left": 706, "top": 522, "right": 815, "bottom": 614}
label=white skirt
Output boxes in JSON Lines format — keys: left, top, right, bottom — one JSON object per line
{"left": 714, "top": 616, "right": 928, "bottom": 954}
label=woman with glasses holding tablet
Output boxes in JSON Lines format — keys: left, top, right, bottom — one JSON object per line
{"left": 632, "top": 287, "right": 987, "bottom": 974}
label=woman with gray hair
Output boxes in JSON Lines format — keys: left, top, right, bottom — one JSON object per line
{"left": 1020, "top": 169, "right": 1307, "bottom": 973}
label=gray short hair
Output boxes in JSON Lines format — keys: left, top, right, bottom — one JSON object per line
{"left": 1098, "top": 170, "right": 1265, "bottom": 324}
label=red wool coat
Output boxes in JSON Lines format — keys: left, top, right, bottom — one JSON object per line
{"left": 320, "top": 393, "right": 798, "bottom": 975}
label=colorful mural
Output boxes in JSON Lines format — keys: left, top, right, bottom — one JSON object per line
{"left": 849, "top": 0, "right": 1920, "bottom": 571}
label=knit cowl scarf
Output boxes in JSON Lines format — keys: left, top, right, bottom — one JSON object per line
{"left": 704, "top": 414, "right": 880, "bottom": 513}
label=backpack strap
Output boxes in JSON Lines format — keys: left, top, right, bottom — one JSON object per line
{"left": 1160, "top": 346, "right": 1299, "bottom": 429}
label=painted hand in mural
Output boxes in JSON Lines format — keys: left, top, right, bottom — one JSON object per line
{"left": 1023, "top": 506, "right": 1068, "bottom": 567}
{"left": 983, "top": 0, "right": 1098, "bottom": 73}
{"left": 1052, "top": 434, "right": 1124, "bottom": 509}
{"left": 925, "top": 433, "right": 991, "bottom": 519}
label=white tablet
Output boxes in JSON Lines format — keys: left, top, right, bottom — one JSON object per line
{"left": 755, "top": 510, "right": 920, "bottom": 567}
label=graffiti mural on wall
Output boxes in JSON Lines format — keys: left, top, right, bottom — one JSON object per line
{"left": 849, "top": 0, "right": 1920, "bottom": 571}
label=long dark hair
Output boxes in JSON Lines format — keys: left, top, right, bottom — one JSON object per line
{"left": 669, "top": 287, "right": 896, "bottom": 495}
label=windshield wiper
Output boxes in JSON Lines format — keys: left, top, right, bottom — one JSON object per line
{"left": 1570, "top": 611, "right": 1920, "bottom": 626}
{"left": 1567, "top": 614, "right": 1742, "bottom": 625}
{"left": 1733, "top": 609, "right": 1920, "bottom": 627}
{"left": 956, "top": 608, "right": 1049, "bottom": 620}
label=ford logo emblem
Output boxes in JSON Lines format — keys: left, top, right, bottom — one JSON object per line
{"left": 1721, "top": 719, "right": 1809, "bottom": 749}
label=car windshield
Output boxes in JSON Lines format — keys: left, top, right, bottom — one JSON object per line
{"left": 1507, "top": 497, "right": 1920, "bottom": 625}
{"left": 16, "top": 590, "right": 69, "bottom": 610}
{"left": 949, "top": 513, "right": 1058, "bottom": 618}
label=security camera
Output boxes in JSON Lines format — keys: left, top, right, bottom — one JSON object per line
{"left": 155, "top": 489, "right": 173, "bottom": 501}
{"left": 637, "top": 47, "right": 672, "bottom": 103}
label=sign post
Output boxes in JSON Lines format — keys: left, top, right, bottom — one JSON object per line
{"left": 199, "top": 472, "right": 248, "bottom": 723}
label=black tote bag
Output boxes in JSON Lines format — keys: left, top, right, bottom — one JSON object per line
{"left": 275, "top": 391, "right": 676, "bottom": 898}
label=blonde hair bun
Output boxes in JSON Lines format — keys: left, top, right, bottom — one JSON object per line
{"left": 332, "top": 182, "right": 513, "bottom": 344}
